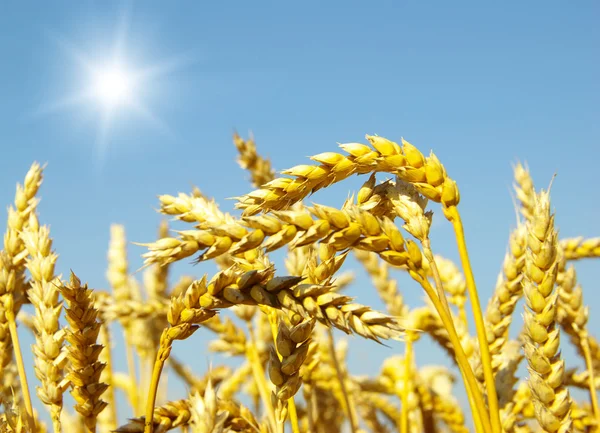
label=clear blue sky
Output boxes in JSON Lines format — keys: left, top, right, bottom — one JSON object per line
{"left": 1, "top": 0, "right": 598, "bottom": 426}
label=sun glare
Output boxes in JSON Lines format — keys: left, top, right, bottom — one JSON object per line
{"left": 35, "top": 8, "right": 193, "bottom": 167}
{"left": 92, "top": 65, "right": 134, "bottom": 108}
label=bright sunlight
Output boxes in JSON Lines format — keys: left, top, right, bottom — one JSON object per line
{"left": 91, "top": 64, "right": 134, "bottom": 109}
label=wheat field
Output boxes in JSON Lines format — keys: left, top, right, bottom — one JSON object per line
{"left": 0, "top": 133, "right": 598, "bottom": 433}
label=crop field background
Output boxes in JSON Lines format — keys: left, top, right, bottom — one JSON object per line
{"left": 0, "top": 2, "right": 598, "bottom": 433}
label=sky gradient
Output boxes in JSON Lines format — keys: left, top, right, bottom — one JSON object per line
{"left": 1, "top": 0, "right": 598, "bottom": 426}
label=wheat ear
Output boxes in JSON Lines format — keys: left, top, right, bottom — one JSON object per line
{"left": 21, "top": 213, "right": 67, "bottom": 433}
{"left": 58, "top": 272, "right": 107, "bottom": 433}
{"left": 559, "top": 237, "right": 600, "bottom": 261}
{"left": 0, "top": 162, "right": 44, "bottom": 428}
{"left": 233, "top": 131, "right": 276, "bottom": 188}
{"left": 523, "top": 189, "right": 572, "bottom": 432}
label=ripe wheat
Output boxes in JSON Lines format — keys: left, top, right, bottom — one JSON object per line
{"left": 0, "top": 133, "right": 598, "bottom": 433}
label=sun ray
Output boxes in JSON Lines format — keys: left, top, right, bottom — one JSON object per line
{"left": 133, "top": 53, "right": 196, "bottom": 82}
{"left": 94, "top": 107, "right": 115, "bottom": 170}
{"left": 31, "top": 91, "right": 95, "bottom": 118}
{"left": 127, "top": 98, "right": 173, "bottom": 138}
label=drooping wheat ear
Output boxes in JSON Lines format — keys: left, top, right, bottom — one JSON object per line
{"left": 196, "top": 264, "right": 403, "bottom": 342}
{"left": 513, "top": 162, "right": 535, "bottom": 222}
{"left": 0, "top": 162, "right": 44, "bottom": 425}
{"left": 354, "top": 249, "right": 408, "bottom": 317}
{"left": 559, "top": 237, "right": 600, "bottom": 261}
{"left": 555, "top": 254, "right": 599, "bottom": 421}
{"left": 234, "top": 135, "right": 459, "bottom": 216}
{"left": 144, "top": 280, "right": 217, "bottom": 433}
{"left": 522, "top": 189, "right": 572, "bottom": 433}
{"left": 145, "top": 199, "right": 490, "bottom": 427}
{"left": 268, "top": 315, "right": 315, "bottom": 427}
{"left": 21, "top": 213, "right": 67, "bottom": 433}
{"left": 58, "top": 272, "right": 107, "bottom": 433}
{"left": 233, "top": 131, "right": 276, "bottom": 188}
{"left": 116, "top": 399, "right": 192, "bottom": 433}
{"left": 484, "top": 224, "right": 527, "bottom": 378}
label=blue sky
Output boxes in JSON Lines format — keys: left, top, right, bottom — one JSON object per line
{"left": 1, "top": 0, "right": 598, "bottom": 426}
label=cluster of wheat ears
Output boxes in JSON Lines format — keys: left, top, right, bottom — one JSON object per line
{"left": 0, "top": 133, "right": 599, "bottom": 433}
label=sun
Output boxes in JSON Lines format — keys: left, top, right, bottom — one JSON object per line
{"left": 34, "top": 10, "right": 192, "bottom": 167}
{"left": 92, "top": 64, "right": 134, "bottom": 109}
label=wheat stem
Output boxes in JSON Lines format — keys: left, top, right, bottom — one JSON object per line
{"left": 411, "top": 270, "right": 491, "bottom": 433}
{"left": 423, "top": 240, "right": 454, "bottom": 323}
{"left": 7, "top": 314, "right": 35, "bottom": 431}
{"left": 144, "top": 354, "right": 165, "bottom": 433}
{"left": 247, "top": 325, "right": 278, "bottom": 433}
{"left": 446, "top": 206, "right": 501, "bottom": 433}
{"left": 400, "top": 334, "right": 413, "bottom": 433}
{"left": 581, "top": 336, "right": 600, "bottom": 424}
